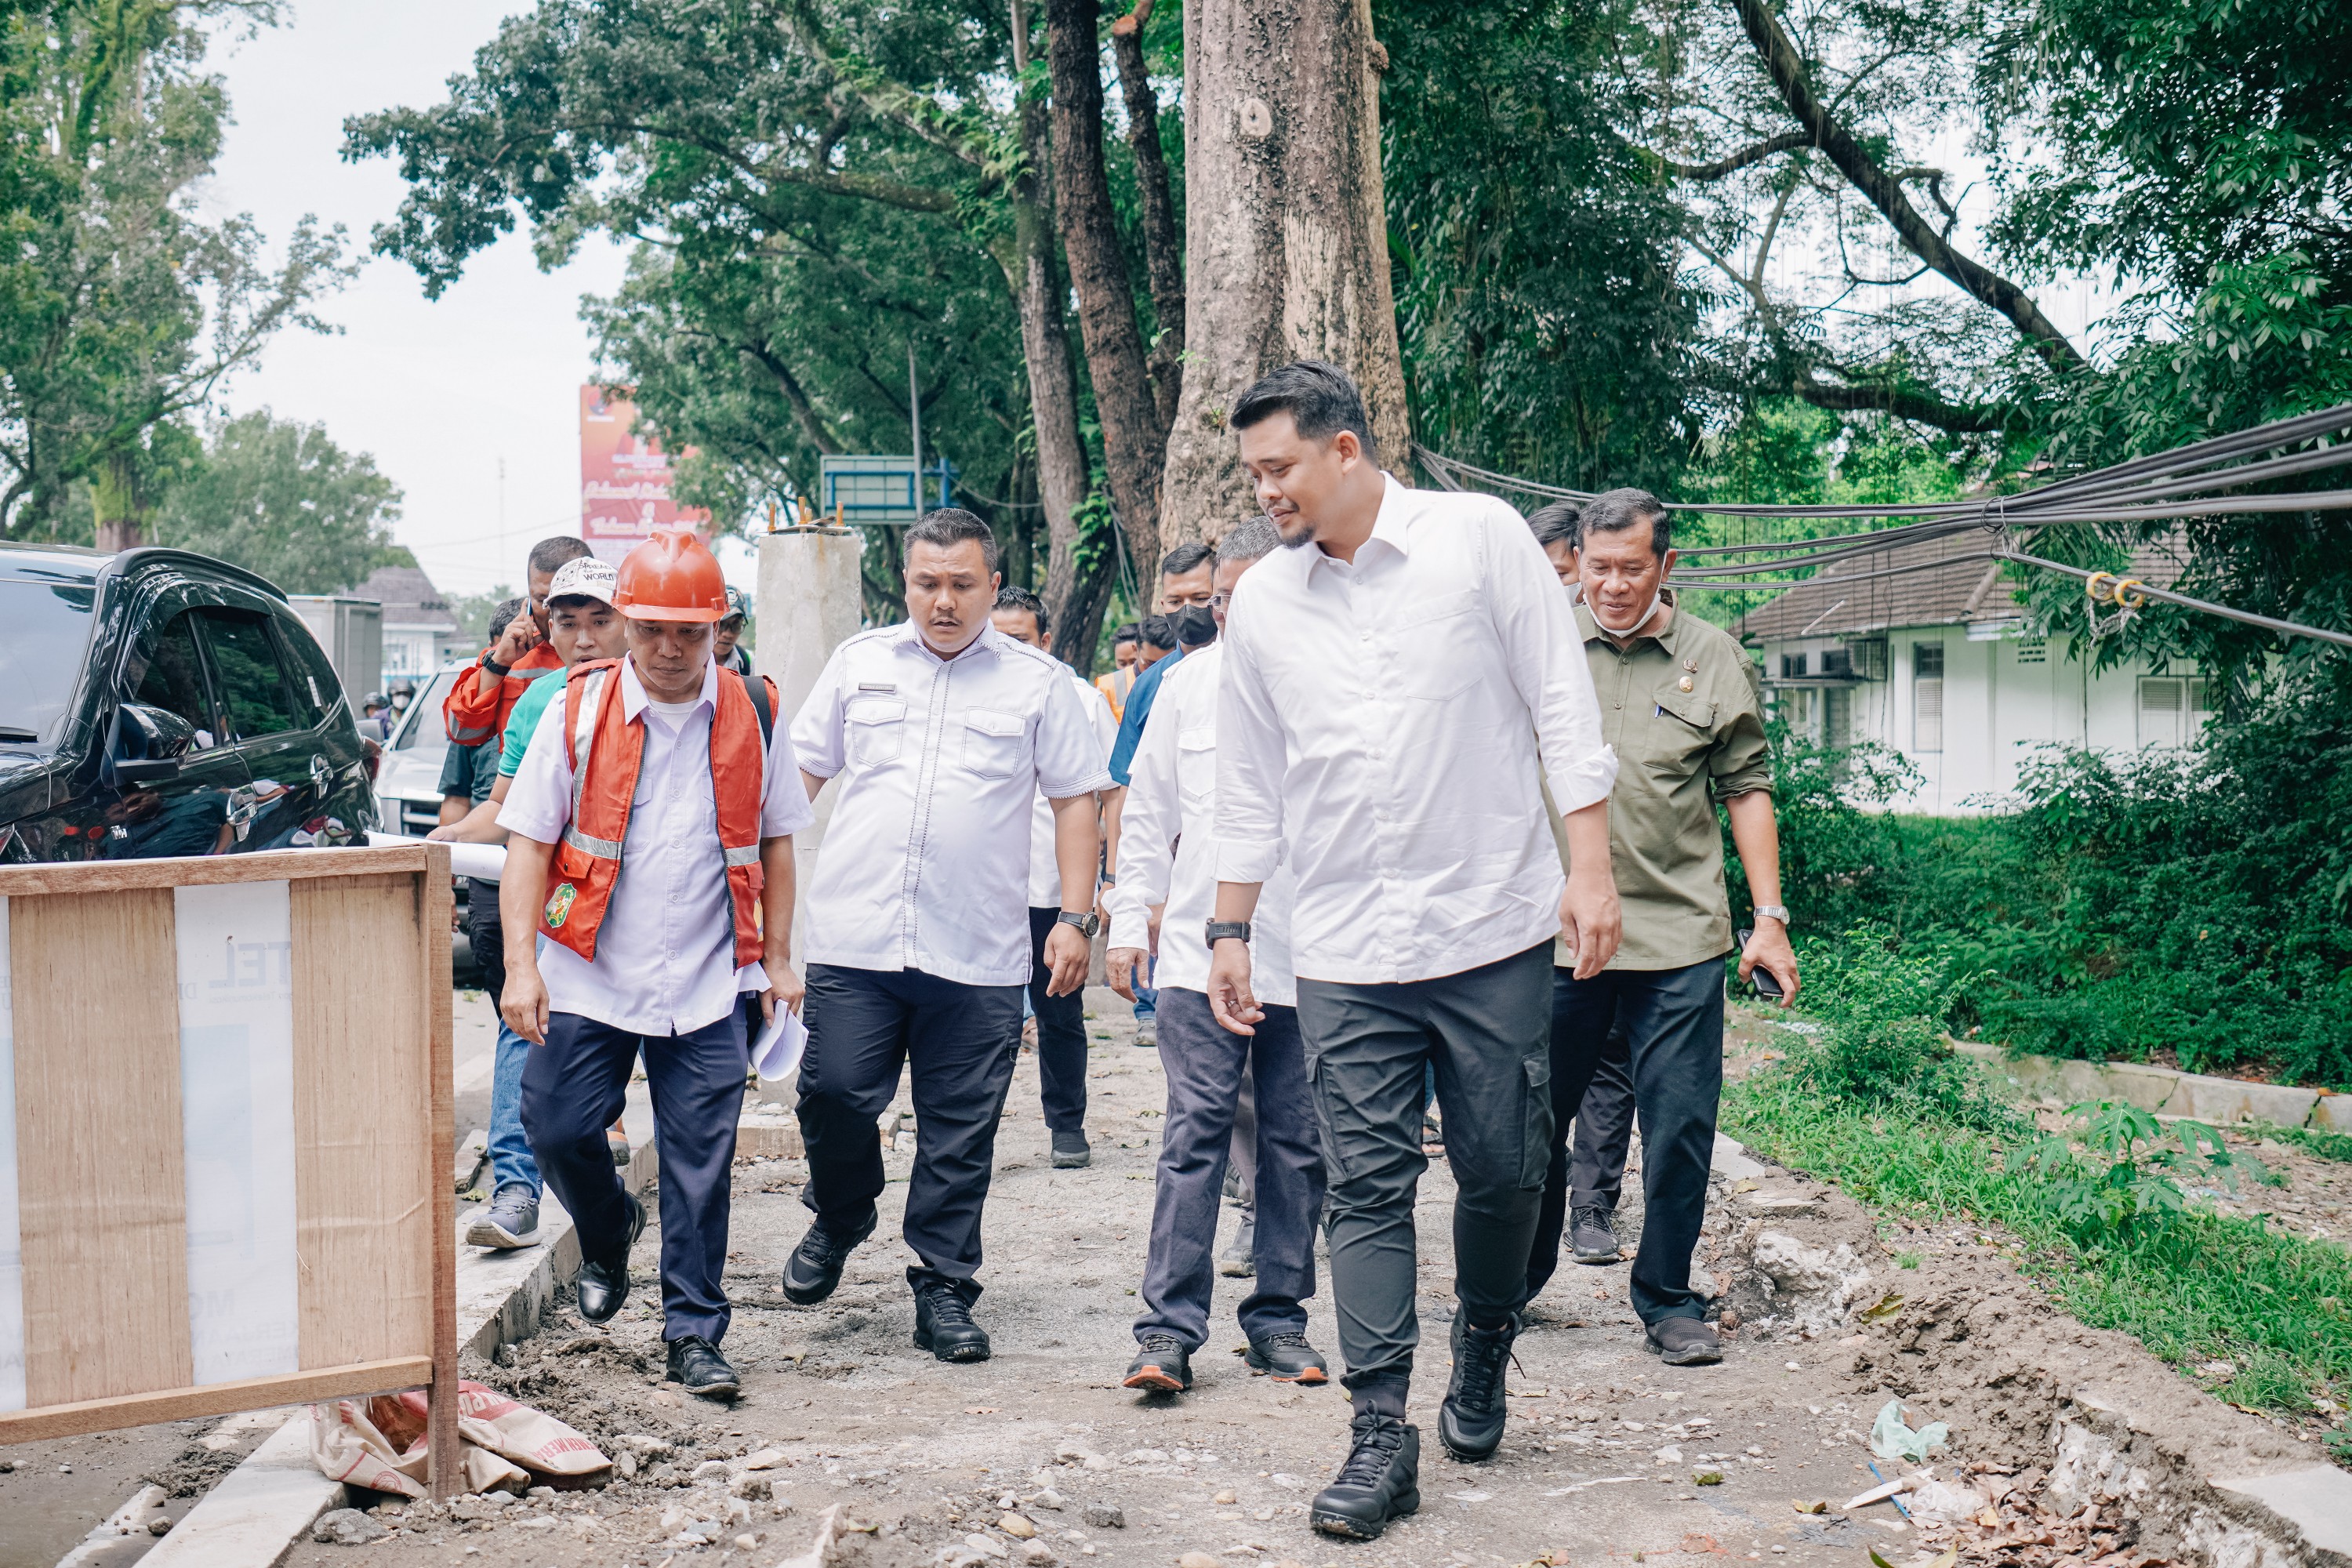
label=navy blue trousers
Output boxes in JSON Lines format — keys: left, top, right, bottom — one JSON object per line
{"left": 1134, "top": 988, "right": 1324, "bottom": 1348}
{"left": 521, "top": 1008, "right": 746, "bottom": 1345}
{"left": 1028, "top": 907, "right": 1089, "bottom": 1134}
{"left": 795, "top": 964, "right": 1023, "bottom": 1298}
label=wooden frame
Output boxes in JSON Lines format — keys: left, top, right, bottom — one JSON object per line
{"left": 0, "top": 844, "right": 459, "bottom": 1496}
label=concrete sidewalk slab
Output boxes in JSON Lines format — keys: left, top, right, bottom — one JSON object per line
{"left": 137, "top": 1417, "right": 338, "bottom": 1568}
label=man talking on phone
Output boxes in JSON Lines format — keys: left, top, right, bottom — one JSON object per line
{"left": 1520, "top": 489, "right": 1798, "bottom": 1368}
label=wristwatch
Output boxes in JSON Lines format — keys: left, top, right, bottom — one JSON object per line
{"left": 1055, "top": 909, "right": 1101, "bottom": 938}
{"left": 1204, "top": 919, "right": 1252, "bottom": 949}
{"left": 1752, "top": 905, "right": 1790, "bottom": 925}
{"left": 481, "top": 655, "right": 512, "bottom": 678}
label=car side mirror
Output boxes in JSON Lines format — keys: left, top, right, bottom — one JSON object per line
{"left": 112, "top": 702, "right": 197, "bottom": 785}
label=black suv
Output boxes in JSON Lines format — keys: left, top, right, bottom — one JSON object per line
{"left": 0, "top": 543, "right": 378, "bottom": 862}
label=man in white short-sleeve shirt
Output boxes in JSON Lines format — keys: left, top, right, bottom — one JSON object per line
{"left": 989, "top": 585, "right": 1118, "bottom": 1171}
{"left": 783, "top": 510, "right": 1113, "bottom": 1363}
{"left": 1206, "top": 361, "right": 1622, "bottom": 1539}
{"left": 497, "top": 531, "right": 814, "bottom": 1402}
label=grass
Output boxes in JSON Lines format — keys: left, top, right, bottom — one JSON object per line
{"left": 1722, "top": 1065, "right": 2352, "bottom": 1422}
{"left": 2241, "top": 1120, "right": 2352, "bottom": 1165}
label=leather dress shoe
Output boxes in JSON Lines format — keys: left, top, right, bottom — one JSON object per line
{"left": 912, "top": 1282, "right": 992, "bottom": 1362}
{"left": 573, "top": 1191, "right": 644, "bottom": 1324}
{"left": 666, "top": 1334, "right": 740, "bottom": 1399}
{"left": 1309, "top": 1413, "right": 1419, "bottom": 1540}
{"left": 781, "top": 1208, "right": 877, "bottom": 1305}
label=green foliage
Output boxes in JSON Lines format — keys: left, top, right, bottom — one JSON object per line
{"left": 2021, "top": 1103, "right": 2268, "bottom": 1247}
{"left": 151, "top": 412, "right": 403, "bottom": 594}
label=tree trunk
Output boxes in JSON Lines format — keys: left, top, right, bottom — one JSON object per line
{"left": 1044, "top": 0, "right": 1166, "bottom": 583}
{"left": 1161, "top": 0, "right": 1410, "bottom": 544}
{"left": 1110, "top": 0, "right": 1183, "bottom": 430}
{"left": 92, "top": 451, "right": 147, "bottom": 552}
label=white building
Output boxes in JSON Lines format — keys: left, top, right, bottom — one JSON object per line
{"left": 350, "top": 564, "right": 466, "bottom": 683}
{"left": 1735, "top": 534, "right": 2209, "bottom": 813}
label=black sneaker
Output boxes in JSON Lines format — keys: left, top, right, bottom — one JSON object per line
{"left": 1570, "top": 1204, "right": 1622, "bottom": 1264}
{"left": 666, "top": 1335, "right": 740, "bottom": 1399}
{"left": 781, "top": 1209, "right": 877, "bottom": 1305}
{"left": 1243, "top": 1330, "right": 1327, "bottom": 1384}
{"left": 1309, "top": 1413, "right": 1420, "bottom": 1540}
{"left": 913, "top": 1283, "right": 992, "bottom": 1363}
{"left": 573, "top": 1191, "right": 645, "bottom": 1325}
{"left": 1121, "top": 1334, "right": 1192, "bottom": 1392}
{"left": 1438, "top": 1312, "right": 1519, "bottom": 1461}
{"left": 1646, "top": 1316, "right": 1723, "bottom": 1366}
{"left": 1217, "top": 1214, "right": 1256, "bottom": 1278}
{"left": 1051, "top": 1129, "right": 1091, "bottom": 1169}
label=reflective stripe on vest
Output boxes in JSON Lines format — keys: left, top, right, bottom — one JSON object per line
{"left": 537, "top": 660, "right": 773, "bottom": 968}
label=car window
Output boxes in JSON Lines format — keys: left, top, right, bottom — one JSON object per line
{"left": 0, "top": 576, "right": 97, "bottom": 745}
{"left": 133, "top": 611, "right": 221, "bottom": 745}
{"left": 392, "top": 666, "right": 463, "bottom": 754}
{"left": 199, "top": 610, "right": 305, "bottom": 739}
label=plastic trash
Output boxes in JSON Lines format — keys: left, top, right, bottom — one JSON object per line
{"left": 1867, "top": 1399, "right": 1949, "bottom": 1463}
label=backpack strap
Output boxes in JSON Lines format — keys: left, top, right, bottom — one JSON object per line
{"left": 735, "top": 669, "right": 776, "bottom": 750}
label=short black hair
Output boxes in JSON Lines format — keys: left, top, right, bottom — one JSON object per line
{"left": 1138, "top": 614, "right": 1178, "bottom": 652}
{"left": 1172, "top": 604, "right": 1218, "bottom": 649}
{"left": 1526, "top": 502, "right": 1581, "bottom": 553}
{"left": 486, "top": 595, "right": 527, "bottom": 641}
{"left": 528, "top": 535, "right": 593, "bottom": 576}
{"left": 1159, "top": 541, "right": 1214, "bottom": 580}
{"left": 1111, "top": 622, "right": 1142, "bottom": 647}
{"left": 906, "top": 506, "right": 1000, "bottom": 574}
{"left": 993, "top": 583, "right": 1049, "bottom": 634}
{"left": 1578, "top": 488, "right": 1672, "bottom": 557}
{"left": 1230, "top": 359, "right": 1377, "bottom": 461}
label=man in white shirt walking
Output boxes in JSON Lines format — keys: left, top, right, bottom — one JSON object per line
{"left": 498, "top": 531, "right": 814, "bottom": 1400}
{"left": 989, "top": 585, "right": 1118, "bottom": 1170}
{"left": 1106, "top": 515, "right": 1326, "bottom": 1396}
{"left": 1207, "top": 361, "right": 1621, "bottom": 1539}
{"left": 786, "top": 510, "right": 1114, "bottom": 1362}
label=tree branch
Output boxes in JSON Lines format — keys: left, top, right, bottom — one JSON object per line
{"left": 1654, "top": 130, "right": 1810, "bottom": 182}
{"left": 1730, "top": 0, "right": 2085, "bottom": 372}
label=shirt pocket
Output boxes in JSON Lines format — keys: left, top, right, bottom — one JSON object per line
{"left": 1176, "top": 724, "right": 1217, "bottom": 808}
{"left": 1390, "top": 587, "right": 1482, "bottom": 700}
{"left": 1640, "top": 687, "right": 1719, "bottom": 779}
{"left": 960, "top": 706, "right": 1028, "bottom": 780}
{"left": 844, "top": 698, "right": 907, "bottom": 768}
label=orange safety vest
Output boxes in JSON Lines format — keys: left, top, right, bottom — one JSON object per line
{"left": 538, "top": 659, "right": 777, "bottom": 967}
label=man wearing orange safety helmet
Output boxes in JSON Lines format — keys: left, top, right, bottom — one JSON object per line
{"left": 496, "top": 531, "right": 815, "bottom": 1399}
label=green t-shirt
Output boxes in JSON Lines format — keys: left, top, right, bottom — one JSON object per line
{"left": 499, "top": 670, "right": 568, "bottom": 777}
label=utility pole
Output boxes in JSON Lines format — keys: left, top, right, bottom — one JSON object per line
{"left": 907, "top": 340, "right": 924, "bottom": 511}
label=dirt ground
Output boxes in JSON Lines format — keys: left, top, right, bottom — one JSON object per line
{"left": 264, "top": 996, "right": 2307, "bottom": 1568}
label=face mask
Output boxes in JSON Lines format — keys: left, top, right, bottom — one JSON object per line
{"left": 1577, "top": 582, "right": 1662, "bottom": 636}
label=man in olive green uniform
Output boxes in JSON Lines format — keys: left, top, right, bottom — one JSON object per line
{"left": 1525, "top": 488, "right": 1799, "bottom": 1366}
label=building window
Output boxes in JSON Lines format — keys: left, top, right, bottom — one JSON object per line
{"left": 2138, "top": 676, "right": 2212, "bottom": 746}
{"left": 1913, "top": 642, "right": 1944, "bottom": 753}
{"left": 1847, "top": 637, "right": 1889, "bottom": 680}
{"left": 1780, "top": 651, "right": 1808, "bottom": 680}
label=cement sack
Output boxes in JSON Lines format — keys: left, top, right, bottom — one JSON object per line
{"left": 310, "top": 1379, "right": 612, "bottom": 1497}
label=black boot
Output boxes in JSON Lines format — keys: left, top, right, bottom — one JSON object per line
{"left": 912, "top": 1282, "right": 992, "bottom": 1363}
{"left": 1309, "top": 1412, "right": 1419, "bottom": 1540}
{"left": 1438, "top": 1312, "right": 1519, "bottom": 1462}
{"left": 1121, "top": 1334, "right": 1192, "bottom": 1392}
{"left": 666, "top": 1335, "right": 740, "bottom": 1399}
{"left": 573, "top": 1192, "right": 644, "bottom": 1324}
{"left": 781, "top": 1208, "right": 877, "bottom": 1305}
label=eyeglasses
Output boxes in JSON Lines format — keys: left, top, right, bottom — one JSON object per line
{"left": 1209, "top": 592, "right": 1231, "bottom": 610}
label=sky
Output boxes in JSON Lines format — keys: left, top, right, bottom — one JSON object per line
{"left": 195, "top": 2, "right": 758, "bottom": 600}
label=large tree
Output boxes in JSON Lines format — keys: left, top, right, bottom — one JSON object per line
{"left": 153, "top": 409, "right": 405, "bottom": 594}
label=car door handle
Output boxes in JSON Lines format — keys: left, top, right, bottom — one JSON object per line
{"left": 310, "top": 753, "right": 334, "bottom": 793}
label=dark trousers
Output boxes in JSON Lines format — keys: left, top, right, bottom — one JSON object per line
{"left": 1027, "top": 907, "right": 1088, "bottom": 1134}
{"left": 1135, "top": 988, "right": 1323, "bottom": 1348}
{"left": 521, "top": 1008, "right": 746, "bottom": 1345}
{"left": 1526, "top": 958, "right": 1724, "bottom": 1323}
{"left": 1523, "top": 996, "right": 1635, "bottom": 1291}
{"left": 1294, "top": 942, "right": 1554, "bottom": 1415}
{"left": 795, "top": 964, "right": 1023, "bottom": 1297}
{"left": 467, "top": 879, "right": 506, "bottom": 1013}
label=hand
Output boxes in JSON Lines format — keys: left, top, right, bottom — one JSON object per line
{"left": 501, "top": 964, "right": 551, "bottom": 1044}
{"left": 1738, "top": 918, "right": 1799, "bottom": 1007}
{"left": 1106, "top": 946, "right": 1149, "bottom": 1002}
{"left": 760, "top": 954, "right": 806, "bottom": 1022}
{"left": 1559, "top": 867, "right": 1623, "bottom": 982}
{"left": 1205, "top": 938, "right": 1263, "bottom": 1036}
{"left": 1042, "top": 922, "right": 1090, "bottom": 997}
{"left": 425, "top": 822, "right": 459, "bottom": 842}
{"left": 491, "top": 613, "right": 541, "bottom": 667}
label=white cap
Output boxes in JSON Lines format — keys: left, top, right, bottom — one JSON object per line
{"left": 546, "top": 556, "right": 619, "bottom": 608}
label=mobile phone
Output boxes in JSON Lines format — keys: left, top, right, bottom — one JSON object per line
{"left": 1735, "top": 926, "right": 1785, "bottom": 1000}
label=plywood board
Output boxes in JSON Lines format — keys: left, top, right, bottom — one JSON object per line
{"left": 290, "top": 876, "right": 434, "bottom": 1368}
{"left": 0, "top": 844, "right": 429, "bottom": 899}
{"left": 0, "top": 1355, "right": 431, "bottom": 1444}
{"left": 13, "top": 888, "right": 194, "bottom": 1407}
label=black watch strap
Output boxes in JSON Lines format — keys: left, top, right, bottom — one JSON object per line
{"left": 1055, "top": 909, "right": 1101, "bottom": 938}
{"left": 1204, "top": 919, "right": 1251, "bottom": 949}
{"left": 481, "top": 655, "right": 511, "bottom": 678}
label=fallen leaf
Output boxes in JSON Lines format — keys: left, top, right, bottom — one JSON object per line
{"left": 1791, "top": 1499, "right": 1828, "bottom": 1514}
{"left": 1857, "top": 1293, "right": 1906, "bottom": 1324}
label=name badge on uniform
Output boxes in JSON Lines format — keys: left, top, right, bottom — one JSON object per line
{"left": 857, "top": 681, "right": 897, "bottom": 693}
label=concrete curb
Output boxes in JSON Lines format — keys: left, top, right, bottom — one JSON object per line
{"left": 1951, "top": 1039, "right": 2350, "bottom": 1131}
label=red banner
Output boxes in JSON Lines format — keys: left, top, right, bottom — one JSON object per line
{"left": 579, "top": 386, "right": 709, "bottom": 564}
